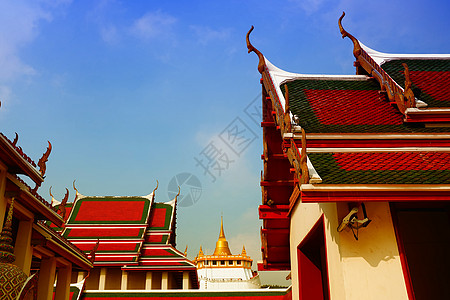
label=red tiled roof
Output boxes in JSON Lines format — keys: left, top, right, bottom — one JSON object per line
{"left": 381, "top": 59, "right": 450, "bottom": 108}
{"left": 73, "top": 242, "right": 140, "bottom": 252}
{"left": 409, "top": 70, "right": 450, "bottom": 104}
{"left": 149, "top": 208, "right": 168, "bottom": 227}
{"left": 68, "top": 199, "right": 148, "bottom": 224}
{"left": 308, "top": 151, "right": 450, "bottom": 184}
{"left": 333, "top": 152, "right": 450, "bottom": 171}
{"left": 64, "top": 227, "right": 145, "bottom": 239}
{"left": 140, "top": 248, "right": 179, "bottom": 257}
{"left": 305, "top": 89, "right": 402, "bottom": 126}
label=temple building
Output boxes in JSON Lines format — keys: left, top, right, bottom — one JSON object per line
{"left": 50, "top": 184, "right": 199, "bottom": 292}
{"left": 247, "top": 12, "right": 450, "bottom": 300}
{"left": 194, "top": 217, "right": 261, "bottom": 290}
{"left": 0, "top": 132, "right": 92, "bottom": 300}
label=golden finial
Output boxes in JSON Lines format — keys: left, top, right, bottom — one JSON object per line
{"left": 198, "top": 246, "right": 204, "bottom": 257}
{"left": 38, "top": 141, "right": 52, "bottom": 176}
{"left": 184, "top": 245, "right": 188, "bottom": 257}
{"left": 246, "top": 26, "right": 266, "bottom": 74}
{"left": 338, "top": 12, "right": 362, "bottom": 58}
{"left": 241, "top": 245, "right": 247, "bottom": 256}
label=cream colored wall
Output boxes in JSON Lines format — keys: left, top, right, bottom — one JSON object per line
{"left": 290, "top": 201, "right": 409, "bottom": 300}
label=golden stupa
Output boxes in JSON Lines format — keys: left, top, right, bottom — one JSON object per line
{"left": 213, "top": 216, "right": 232, "bottom": 256}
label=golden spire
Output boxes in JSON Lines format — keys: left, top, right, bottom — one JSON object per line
{"left": 198, "top": 246, "right": 204, "bottom": 257}
{"left": 241, "top": 245, "right": 247, "bottom": 256}
{"left": 213, "top": 216, "right": 232, "bottom": 256}
{"left": 184, "top": 245, "right": 188, "bottom": 257}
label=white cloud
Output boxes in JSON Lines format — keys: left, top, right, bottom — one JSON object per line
{"left": 100, "top": 23, "right": 119, "bottom": 44}
{"left": 0, "top": 1, "right": 70, "bottom": 105}
{"left": 189, "top": 25, "right": 231, "bottom": 45}
{"left": 131, "top": 10, "right": 177, "bottom": 41}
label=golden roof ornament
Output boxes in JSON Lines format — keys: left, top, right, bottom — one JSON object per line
{"left": 38, "top": 141, "right": 52, "bottom": 177}
{"left": 246, "top": 26, "right": 266, "bottom": 74}
{"left": 198, "top": 246, "right": 204, "bottom": 257}
{"left": 213, "top": 216, "right": 232, "bottom": 256}
{"left": 241, "top": 245, "right": 247, "bottom": 256}
{"left": 338, "top": 12, "right": 362, "bottom": 58}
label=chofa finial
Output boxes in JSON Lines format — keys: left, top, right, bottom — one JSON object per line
{"left": 246, "top": 26, "right": 266, "bottom": 74}
{"left": 38, "top": 141, "right": 52, "bottom": 176}
{"left": 338, "top": 12, "right": 361, "bottom": 58}
{"left": 153, "top": 180, "right": 159, "bottom": 194}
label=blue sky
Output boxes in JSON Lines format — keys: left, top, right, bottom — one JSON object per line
{"left": 1, "top": 0, "right": 449, "bottom": 269}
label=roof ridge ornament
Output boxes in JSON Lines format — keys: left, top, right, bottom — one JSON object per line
{"left": 49, "top": 186, "right": 60, "bottom": 208}
{"left": 12, "top": 133, "right": 18, "bottom": 147}
{"left": 57, "top": 188, "right": 69, "bottom": 219}
{"left": 144, "top": 180, "right": 159, "bottom": 200}
{"left": 38, "top": 141, "right": 52, "bottom": 177}
{"left": 246, "top": 26, "right": 266, "bottom": 74}
{"left": 338, "top": 12, "right": 361, "bottom": 58}
{"left": 72, "top": 180, "right": 86, "bottom": 200}
{"left": 153, "top": 180, "right": 159, "bottom": 194}
{"left": 402, "top": 63, "right": 416, "bottom": 109}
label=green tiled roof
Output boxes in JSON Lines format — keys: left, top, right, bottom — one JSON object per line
{"left": 308, "top": 152, "right": 450, "bottom": 184}
{"left": 282, "top": 79, "right": 450, "bottom": 133}
{"left": 381, "top": 59, "right": 450, "bottom": 108}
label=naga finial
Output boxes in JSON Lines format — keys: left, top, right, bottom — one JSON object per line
{"left": 58, "top": 188, "right": 69, "bottom": 219}
{"left": 246, "top": 26, "right": 266, "bottom": 74}
{"left": 338, "top": 12, "right": 361, "bottom": 58}
{"left": 73, "top": 180, "right": 79, "bottom": 195}
{"left": 49, "top": 186, "right": 58, "bottom": 208}
{"left": 402, "top": 63, "right": 416, "bottom": 108}
{"left": 38, "top": 141, "right": 52, "bottom": 176}
{"left": 12, "top": 132, "right": 18, "bottom": 146}
{"left": 153, "top": 180, "right": 159, "bottom": 194}
{"left": 175, "top": 186, "right": 181, "bottom": 201}
{"left": 89, "top": 239, "right": 100, "bottom": 263}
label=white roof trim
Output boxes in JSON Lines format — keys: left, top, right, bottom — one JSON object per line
{"left": 306, "top": 157, "right": 322, "bottom": 184}
{"left": 360, "top": 42, "right": 450, "bottom": 65}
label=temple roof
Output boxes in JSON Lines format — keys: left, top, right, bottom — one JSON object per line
{"left": 60, "top": 189, "right": 195, "bottom": 271}
{"left": 265, "top": 59, "right": 450, "bottom": 134}
{"left": 246, "top": 14, "right": 450, "bottom": 270}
